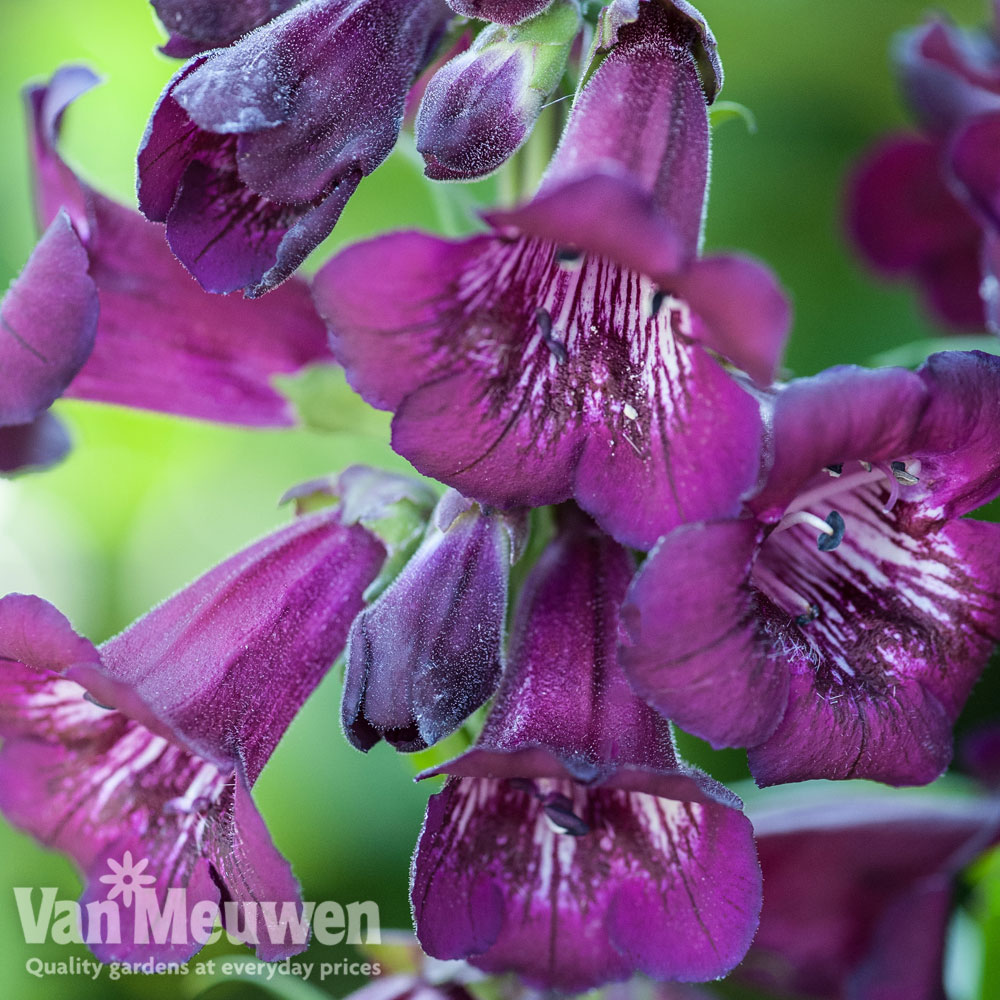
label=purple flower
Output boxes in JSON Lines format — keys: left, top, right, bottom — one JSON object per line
{"left": 622, "top": 351, "right": 1000, "bottom": 787}
{"left": 741, "top": 785, "right": 1000, "bottom": 1000}
{"left": 315, "top": 0, "right": 789, "bottom": 550}
{"left": 848, "top": 11, "right": 1000, "bottom": 330}
{"left": 138, "top": 0, "right": 452, "bottom": 297}
{"left": 0, "top": 67, "right": 332, "bottom": 476}
{"left": 415, "top": 0, "right": 580, "bottom": 181}
{"left": 445, "top": 1, "right": 556, "bottom": 27}
{"left": 343, "top": 490, "right": 525, "bottom": 752}
{"left": 0, "top": 506, "right": 386, "bottom": 963}
{"left": 410, "top": 508, "right": 762, "bottom": 992}
{"left": 150, "top": 0, "right": 303, "bottom": 57}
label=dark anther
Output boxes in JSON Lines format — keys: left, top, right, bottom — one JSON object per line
{"left": 555, "top": 246, "right": 583, "bottom": 265}
{"left": 535, "top": 307, "right": 552, "bottom": 337}
{"left": 536, "top": 307, "right": 568, "bottom": 363}
{"left": 508, "top": 777, "right": 538, "bottom": 796}
{"left": 83, "top": 691, "right": 115, "bottom": 711}
{"left": 891, "top": 460, "right": 919, "bottom": 486}
{"left": 825, "top": 464, "right": 843, "bottom": 477}
{"left": 543, "top": 793, "right": 590, "bottom": 836}
{"left": 817, "top": 510, "right": 846, "bottom": 552}
{"left": 795, "top": 603, "right": 820, "bottom": 626}
{"left": 651, "top": 289, "right": 668, "bottom": 316}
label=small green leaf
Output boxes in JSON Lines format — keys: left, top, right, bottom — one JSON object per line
{"left": 710, "top": 101, "right": 757, "bottom": 134}
{"left": 867, "top": 335, "right": 1000, "bottom": 369}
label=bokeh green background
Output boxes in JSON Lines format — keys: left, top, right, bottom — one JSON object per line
{"left": 0, "top": 1, "right": 998, "bottom": 997}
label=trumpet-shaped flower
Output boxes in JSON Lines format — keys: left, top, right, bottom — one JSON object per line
{"left": 623, "top": 351, "right": 1000, "bottom": 787}
{"left": 0, "top": 506, "right": 386, "bottom": 962}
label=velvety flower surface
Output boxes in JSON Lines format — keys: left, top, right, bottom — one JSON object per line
{"left": 848, "top": 12, "right": 1000, "bottom": 330}
{"left": 150, "top": 0, "right": 302, "bottom": 57}
{"left": 0, "top": 207, "right": 97, "bottom": 473}
{"left": 0, "top": 507, "right": 386, "bottom": 962}
{"left": 317, "top": 0, "right": 788, "bottom": 550}
{"left": 446, "top": 1, "right": 554, "bottom": 26}
{"left": 411, "top": 509, "right": 761, "bottom": 992}
{"left": 138, "top": 0, "right": 451, "bottom": 296}
{"left": 622, "top": 351, "right": 1000, "bottom": 787}
{"left": 342, "top": 491, "right": 524, "bottom": 752}
{"left": 416, "top": 0, "right": 580, "bottom": 180}
{"left": 740, "top": 786, "right": 1000, "bottom": 1000}
{"left": 0, "top": 65, "right": 333, "bottom": 476}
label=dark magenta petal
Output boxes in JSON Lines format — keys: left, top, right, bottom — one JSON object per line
{"left": 742, "top": 789, "right": 1000, "bottom": 999}
{"left": 747, "top": 514, "right": 1000, "bottom": 786}
{"left": 848, "top": 135, "right": 977, "bottom": 273}
{"left": 672, "top": 253, "right": 790, "bottom": 384}
{"left": 949, "top": 112, "right": 1000, "bottom": 232}
{"left": 28, "top": 69, "right": 333, "bottom": 425}
{"left": 750, "top": 365, "right": 929, "bottom": 521}
{"left": 87, "top": 510, "right": 385, "bottom": 777}
{"left": 141, "top": 0, "right": 450, "bottom": 294}
{"left": 486, "top": 171, "right": 686, "bottom": 279}
{"left": 0, "top": 212, "right": 97, "bottom": 427}
{"left": 411, "top": 774, "right": 760, "bottom": 990}
{"left": 541, "top": 0, "right": 710, "bottom": 259}
{"left": 897, "top": 19, "right": 1000, "bottom": 136}
{"left": 620, "top": 519, "right": 789, "bottom": 749}
{"left": 446, "top": 0, "right": 553, "bottom": 24}
{"left": 847, "top": 134, "right": 986, "bottom": 331}
{"left": 0, "top": 594, "right": 102, "bottom": 684}
{"left": 915, "top": 240, "right": 988, "bottom": 330}
{"left": 150, "top": 0, "right": 302, "bottom": 56}
{"left": 318, "top": 232, "right": 763, "bottom": 550}
{"left": 909, "top": 350, "right": 1000, "bottom": 518}
{"left": 475, "top": 508, "right": 678, "bottom": 770}
{"left": 0, "top": 413, "right": 71, "bottom": 477}
{"left": 342, "top": 496, "right": 514, "bottom": 752}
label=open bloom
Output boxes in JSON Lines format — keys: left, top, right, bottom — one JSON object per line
{"left": 138, "top": 0, "right": 452, "bottom": 296}
{"left": 622, "top": 351, "right": 1000, "bottom": 787}
{"left": 848, "top": 7, "right": 1000, "bottom": 330}
{"left": 342, "top": 490, "right": 525, "bottom": 752}
{"left": 410, "top": 508, "right": 761, "bottom": 992}
{"left": 0, "top": 505, "right": 386, "bottom": 962}
{"left": 317, "top": 0, "right": 789, "bottom": 550}
{"left": 741, "top": 784, "right": 1000, "bottom": 1000}
{"left": 0, "top": 67, "right": 331, "bottom": 476}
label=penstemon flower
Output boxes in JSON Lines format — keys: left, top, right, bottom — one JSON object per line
{"left": 315, "top": 0, "right": 789, "bottom": 551}
{"left": 138, "top": 0, "right": 453, "bottom": 296}
{"left": 0, "top": 66, "right": 332, "bottom": 476}
{"left": 622, "top": 351, "right": 1000, "bottom": 786}
{"left": 848, "top": 3, "right": 1000, "bottom": 331}
{"left": 0, "top": 503, "right": 386, "bottom": 962}
{"left": 411, "top": 507, "right": 761, "bottom": 990}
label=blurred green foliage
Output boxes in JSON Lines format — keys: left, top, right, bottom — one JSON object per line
{"left": 0, "top": 0, "right": 996, "bottom": 997}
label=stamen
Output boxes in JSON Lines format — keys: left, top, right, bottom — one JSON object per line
{"left": 542, "top": 793, "right": 590, "bottom": 837}
{"left": 536, "top": 307, "right": 568, "bottom": 363}
{"left": 752, "top": 563, "right": 815, "bottom": 617}
{"left": 891, "top": 460, "right": 919, "bottom": 486}
{"left": 650, "top": 289, "right": 667, "bottom": 315}
{"left": 772, "top": 510, "right": 837, "bottom": 539}
{"left": 825, "top": 464, "right": 843, "bottom": 477}
{"left": 784, "top": 466, "right": 885, "bottom": 516}
{"left": 555, "top": 246, "right": 583, "bottom": 266}
{"left": 816, "top": 510, "right": 845, "bottom": 551}
{"left": 795, "top": 603, "right": 820, "bottom": 626}
{"left": 83, "top": 691, "right": 115, "bottom": 711}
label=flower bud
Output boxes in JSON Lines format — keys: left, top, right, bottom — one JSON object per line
{"left": 416, "top": 0, "right": 580, "bottom": 180}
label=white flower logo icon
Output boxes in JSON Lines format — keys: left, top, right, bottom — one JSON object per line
{"left": 99, "top": 851, "right": 156, "bottom": 906}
